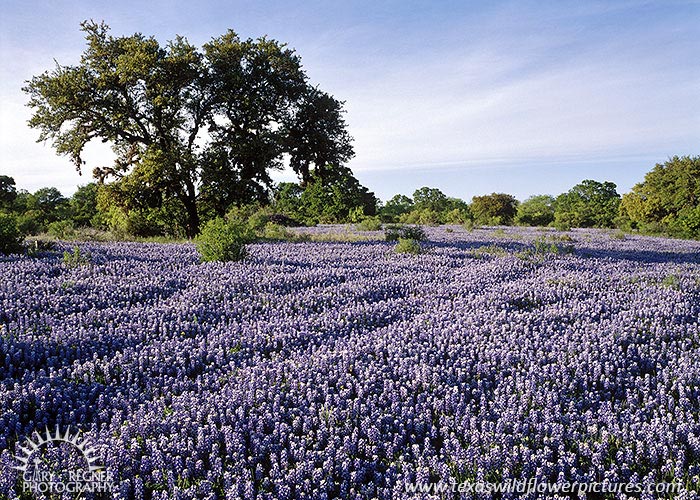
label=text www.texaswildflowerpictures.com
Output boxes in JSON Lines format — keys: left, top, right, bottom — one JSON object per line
{"left": 404, "top": 478, "right": 684, "bottom": 496}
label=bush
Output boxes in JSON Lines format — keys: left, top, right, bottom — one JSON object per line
{"left": 444, "top": 208, "right": 471, "bottom": 224}
{"left": 0, "top": 213, "right": 24, "bottom": 254}
{"left": 356, "top": 217, "right": 382, "bottom": 231}
{"left": 48, "top": 220, "right": 77, "bottom": 240}
{"left": 195, "top": 217, "right": 255, "bottom": 262}
{"left": 400, "top": 208, "right": 442, "bottom": 225}
{"left": 462, "top": 220, "right": 476, "bottom": 232}
{"left": 268, "top": 213, "right": 303, "bottom": 227}
{"left": 261, "top": 222, "right": 294, "bottom": 241}
{"left": 63, "top": 245, "right": 91, "bottom": 267}
{"left": 384, "top": 225, "right": 427, "bottom": 242}
{"left": 395, "top": 238, "right": 422, "bottom": 254}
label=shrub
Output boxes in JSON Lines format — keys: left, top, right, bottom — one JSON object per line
{"left": 400, "top": 208, "right": 442, "bottom": 225}
{"left": 195, "top": 217, "right": 255, "bottom": 262}
{"left": 63, "top": 245, "right": 91, "bottom": 267}
{"left": 517, "top": 236, "right": 575, "bottom": 261}
{"left": 444, "top": 208, "right": 471, "bottom": 224}
{"left": 356, "top": 217, "right": 382, "bottom": 231}
{"left": 261, "top": 222, "right": 293, "bottom": 241}
{"left": 611, "top": 230, "right": 626, "bottom": 240}
{"left": 268, "top": 213, "right": 303, "bottom": 227}
{"left": 48, "top": 220, "right": 77, "bottom": 240}
{"left": 395, "top": 238, "right": 421, "bottom": 254}
{"left": 0, "top": 213, "right": 24, "bottom": 254}
{"left": 384, "top": 224, "right": 427, "bottom": 242}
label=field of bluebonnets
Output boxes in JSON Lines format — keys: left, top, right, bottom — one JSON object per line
{"left": 1, "top": 225, "right": 700, "bottom": 499}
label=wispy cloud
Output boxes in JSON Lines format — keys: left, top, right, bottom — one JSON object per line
{"left": 0, "top": 0, "right": 697, "bottom": 196}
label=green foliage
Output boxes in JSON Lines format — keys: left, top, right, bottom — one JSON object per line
{"left": 385, "top": 192, "right": 472, "bottom": 226}
{"left": 63, "top": 245, "right": 91, "bottom": 267}
{"left": 472, "top": 244, "right": 508, "bottom": 258}
{"left": 384, "top": 224, "right": 427, "bottom": 242}
{"left": 516, "top": 236, "right": 574, "bottom": 261}
{"left": 394, "top": 238, "right": 422, "bottom": 254}
{"left": 0, "top": 212, "right": 24, "bottom": 254}
{"left": 356, "top": 217, "right": 382, "bottom": 231}
{"left": 24, "top": 21, "right": 355, "bottom": 237}
{"left": 47, "top": 220, "right": 77, "bottom": 240}
{"left": 471, "top": 193, "right": 519, "bottom": 225}
{"left": 0, "top": 175, "right": 17, "bottom": 209}
{"left": 284, "top": 88, "right": 355, "bottom": 186}
{"left": 611, "top": 229, "right": 626, "bottom": 240}
{"left": 380, "top": 194, "right": 414, "bottom": 222}
{"left": 444, "top": 207, "right": 472, "bottom": 224}
{"left": 619, "top": 156, "right": 700, "bottom": 238}
{"left": 554, "top": 179, "right": 620, "bottom": 229}
{"left": 516, "top": 195, "right": 555, "bottom": 226}
{"left": 11, "top": 187, "right": 70, "bottom": 233}
{"left": 412, "top": 187, "right": 448, "bottom": 212}
{"left": 297, "top": 167, "right": 377, "bottom": 224}
{"left": 195, "top": 217, "right": 255, "bottom": 262}
{"left": 400, "top": 208, "right": 442, "bottom": 225}
{"left": 462, "top": 220, "right": 476, "bottom": 232}
{"left": 15, "top": 210, "right": 43, "bottom": 235}
{"left": 273, "top": 183, "right": 305, "bottom": 219}
{"left": 260, "top": 222, "right": 294, "bottom": 241}
{"left": 70, "top": 183, "right": 99, "bottom": 227}
{"left": 661, "top": 274, "right": 681, "bottom": 290}
{"left": 96, "top": 182, "right": 187, "bottom": 238}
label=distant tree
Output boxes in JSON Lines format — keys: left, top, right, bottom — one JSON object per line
{"left": 470, "top": 193, "right": 519, "bottom": 225}
{"left": 24, "top": 21, "right": 354, "bottom": 237}
{"left": 273, "top": 182, "right": 305, "bottom": 218}
{"left": 619, "top": 155, "right": 700, "bottom": 237}
{"left": 284, "top": 88, "right": 355, "bottom": 186}
{"left": 516, "top": 195, "right": 555, "bottom": 226}
{"left": 0, "top": 175, "right": 17, "bottom": 209}
{"left": 380, "top": 194, "right": 414, "bottom": 221}
{"left": 69, "top": 183, "right": 99, "bottom": 226}
{"left": 412, "top": 187, "right": 448, "bottom": 212}
{"left": 299, "top": 167, "right": 377, "bottom": 224}
{"left": 30, "top": 187, "right": 69, "bottom": 226}
{"left": 554, "top": 180, "right": 620, "bottom": 228}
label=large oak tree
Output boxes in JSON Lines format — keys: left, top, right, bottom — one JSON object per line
{"left": 24, "top": 21, "right": 354, "bottom": 237}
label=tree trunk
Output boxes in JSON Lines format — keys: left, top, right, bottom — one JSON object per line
{"left": 181, "top": 177, "right": 200, "bottom": 239}
{"left": 183, "top": 197, "right": 199, "bottom": 239}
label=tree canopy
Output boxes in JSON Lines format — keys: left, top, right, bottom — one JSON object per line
{"left": 471, "top": 193, "right": 519, "bottom": 225}
{"left": 554, "top": 180, "right": 620, "bottom": 229}
{"left": 0, "top": 175, "right": 17, "bottom": 209}
{"left": 24, "top": 21, "right": 354, "bottom": 237}
{"left": 619, "top": 156, "right": 700, "bottom": 237}
{"left": 516, "top": 195, "right": 555, "bottom": 226}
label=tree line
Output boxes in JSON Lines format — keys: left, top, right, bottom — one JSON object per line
{"left": 2, "top": 23, "right": 698, "bottom": 248}
{"left": 2, "top": 155, "right": 699, "bottom": 244}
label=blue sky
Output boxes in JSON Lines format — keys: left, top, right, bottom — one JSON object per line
{"left": 1, "top": 0, "right": 698, "bottom": 202}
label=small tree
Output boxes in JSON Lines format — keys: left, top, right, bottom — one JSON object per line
{"left": 380, "top": 194, "right": 414, "bottom": 222}
{"left": 0, "top": 213, "right": 24, "bottom": 254}
{"left": 412, "top": 187, "right": 448, "bottom": 212}
{"left": 554, "top": 180, "right": 620, "bottom": 228}
{"left": 516, "top": 195, "right": 555, "bottom": 226}
{"left": 195, "top": 217, "right": 255, "bottom": 262}
{"left": 470, "top": 193, "right": 519, "bottom": 225}
{"left": 0, "top": 175, "right": 17, "bottom": 210}
{"left": 619, "top": 156, "right": 700, "bottom": 237}
{"left": 70, "top": 183, "right": 100, "bottom": 227}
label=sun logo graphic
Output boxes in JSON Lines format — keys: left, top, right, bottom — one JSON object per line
{"left": 12, "top": 425, "right": 114, "bottom": 497}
